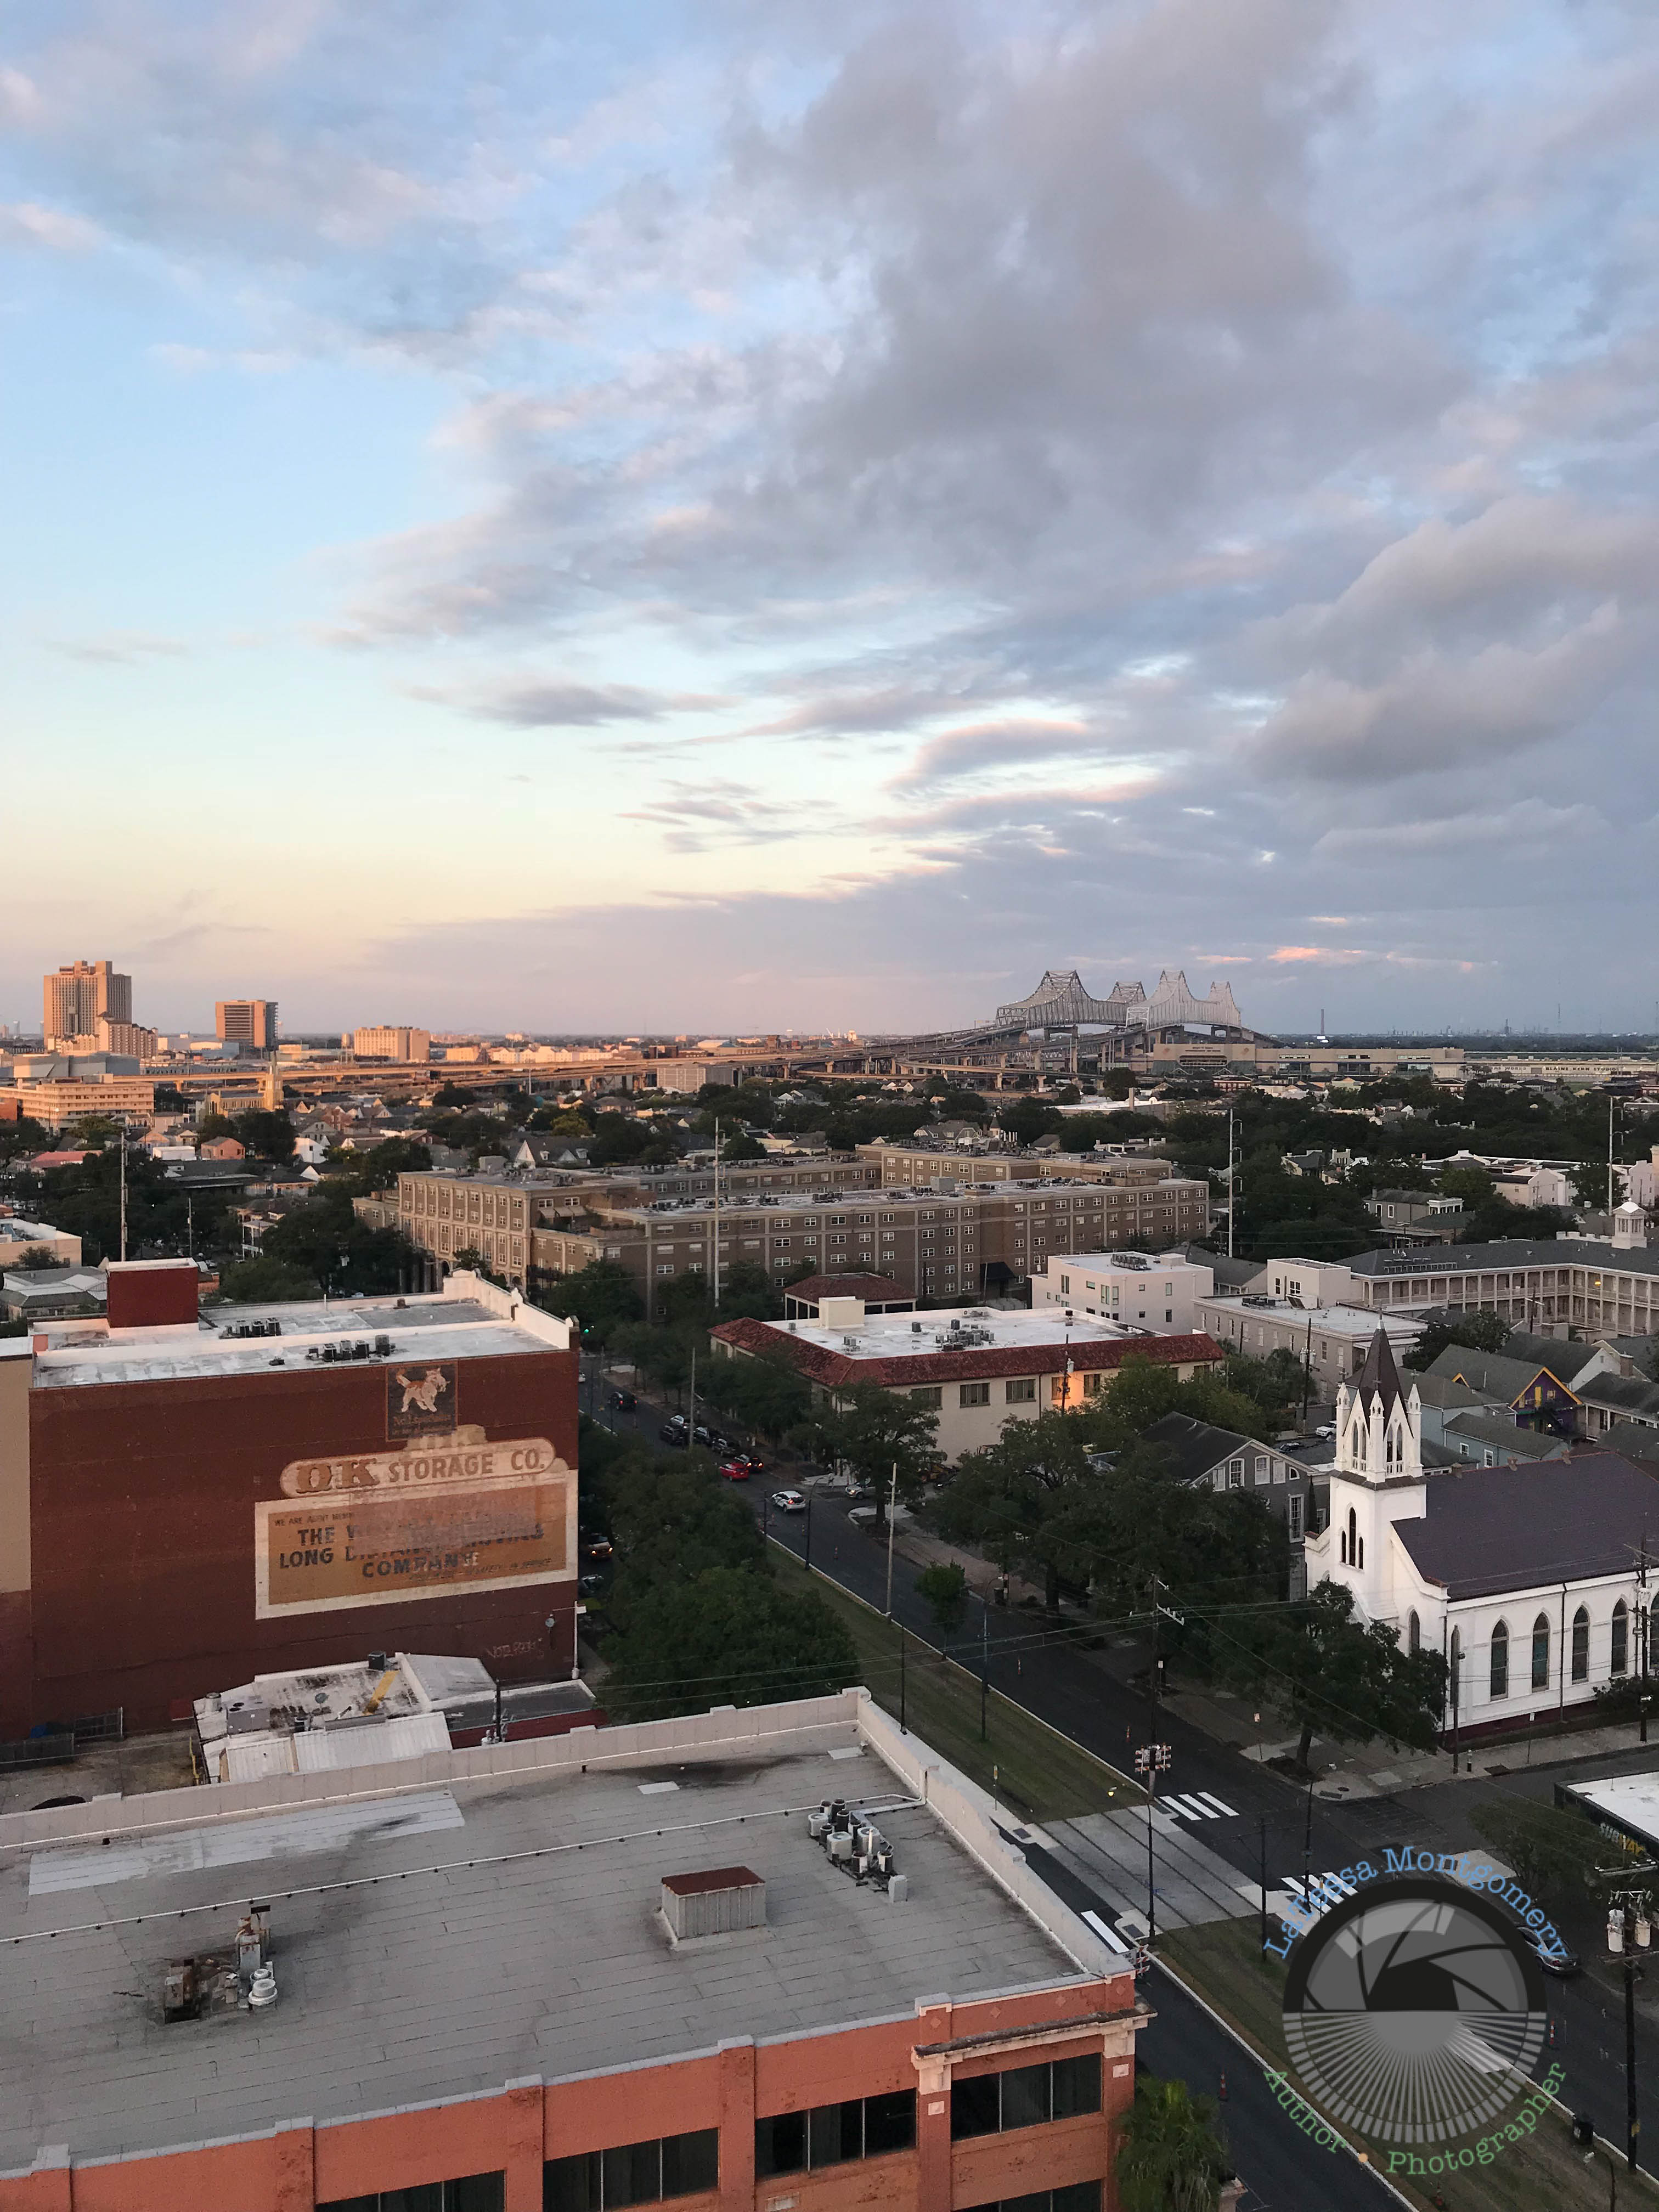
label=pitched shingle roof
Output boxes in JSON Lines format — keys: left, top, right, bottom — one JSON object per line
{"left": 1393, "top": 1452, "right": 1659, "bottom": 1599}
{"left": 1426, "top": 1344, "right": 1583, "bottom": 1405}
{"left": 1351, "top": 1327, "right": 1410, "bottom": 1420}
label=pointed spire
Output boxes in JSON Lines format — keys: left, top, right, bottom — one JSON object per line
{"left": 1353, "top": 1327, "right": 1408, "bottom": 1419}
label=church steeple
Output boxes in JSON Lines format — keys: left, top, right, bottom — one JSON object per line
{"left": 1335, "top": 1328, "right": 1421, "bottom": 1481}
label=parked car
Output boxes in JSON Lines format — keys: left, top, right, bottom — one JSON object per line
{"left": 581, "top": 1536, "right": 614, "bottom": 1561}
{"left": 718, "top": 1458, "right": 752, "bottom": 1482}
{"left": 770, "top": 1489, "right": 806, "bottom": 1513}
{"left": 1532, "top": 1937, "right": 1581, "bottom": 1978}
{"left": 731, "top": 1450, "right": 765, "bottom": 1475}
{"left": 608, "top": 1389, "right": 637, "bottom": 1412}
{"left": 659, "top": 1419, "right": 689, "bottom": 1447}
{"left": 577, "top": 1572, "right": 607, "bottom": 1596}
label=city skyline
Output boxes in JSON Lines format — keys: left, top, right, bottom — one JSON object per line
{"left": 2, "top": 1, "right": 1655, "bottom": 1032}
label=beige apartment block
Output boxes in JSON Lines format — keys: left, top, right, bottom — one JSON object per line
{"left": 4, "top": 1077, "right": 157, "bottom": 1130}
{"left": 42, "top": 960, "right": 131, "bottom": 1048}
{"left": 216, "top": 999, "right": 279, "bottom": 1049}
{"left": 352, "top": 1025, "right": 431, "bottom": 1062}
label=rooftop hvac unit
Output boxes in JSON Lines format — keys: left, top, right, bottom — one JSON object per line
{"left": 660, "top": 1866, "right": 766, "bottom": 1941}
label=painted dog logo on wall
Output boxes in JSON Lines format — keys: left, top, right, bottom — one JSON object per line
{"left": 387, "top": 1359, "right": 457, "bottom": 1438}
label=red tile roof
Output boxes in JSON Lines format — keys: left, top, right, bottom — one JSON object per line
{"left": 710, "top": 1316, "right": 1224, "bottom": 1390}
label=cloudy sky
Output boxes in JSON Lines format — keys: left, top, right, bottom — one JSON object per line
{"left": 2, "top": 0, "right": 1655, "bottom": 1036}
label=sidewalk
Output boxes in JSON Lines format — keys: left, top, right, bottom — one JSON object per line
{"left": 1162, "top": 1677, "right": 1659, "bottom": 1797}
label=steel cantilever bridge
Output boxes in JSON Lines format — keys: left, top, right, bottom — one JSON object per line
{"left": 819, "top": 967, "right": 1279, "bottom": 1080}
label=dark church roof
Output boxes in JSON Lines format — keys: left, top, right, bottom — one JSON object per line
{"left": 1394, "top": 1452, "right": 1659, "bottom": 1599}
{"left": 1351, "top": 1326, "right": 1410, "bottom": 1420}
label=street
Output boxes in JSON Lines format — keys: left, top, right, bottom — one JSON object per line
{"left": 591, "top": 1367, "right": 1658, "bottom": 2175}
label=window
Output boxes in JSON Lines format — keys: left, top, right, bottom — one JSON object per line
{"left": 1532, "top": 1613, "right": 1549, "bottom": 1690}
{"left": 1003, "top": 1376, "right": 1037, "bottom": 1403}
{"left": 1489, "top": 1620, "right": 1509, "bottom": 1699}
{"left": 1408, "top": 1609, "right": 1420, "bottom": 1656}
{"left": 546, "top": 2133, "right": 718, "bottom": 2212}
{"left": 960, "top": 1381, "right": 991, "bottom": 1407}
{"left": 910, "top": 1386, "right": 943, "bottom": 1409}
{"left": 1288, "top": 1494, "right": 1304, "bottom": 1541}
{"left": 1572, "top": 1606, "right": 1589, "bottom": 1682}
{"left": 1613, "top": 1600, "right": 1630, "bottom": 1675}
{"left": 1226, "top": 1459, "right": 1244, "bottom": 1489}
{"left": 755, "top": 2092, "right": 915, "bottom": 2177}
{"left": 950, "top": 2054, "right": 1101, "bottom": 2140}
{"left": 325, "top": 2180, "right": 504, "bottom": 2212}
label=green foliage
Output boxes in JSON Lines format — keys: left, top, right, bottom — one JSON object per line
{"left": 1220, "top": 1579, "right": 1448, "bottom": 1771}
{"left": 933, "top": 1407, "right": 1111, "bottom": 1613}
{"left": 602, "top": 1453, "right": 766, "bottom": 1626}
{"left": 320, "top": 1136, "right": 432, "bottom": 1195}
{"left": 0, "top": 1115, "right": 52, "bottom": 1163}
{"left": 601, "top": 1565, "right": 860, "bottom": 1720}
{"left": 1219, "top": 1347, "right": 1305, "bottom": 1424}
{"left": 804, "top": 1382, "right": 941, "bottom": 1506}
{"left": 916, "top": 1562, "right": 970, "bottom": 1639}
{"left": 431, "top": 1082, "right": 476, "bottom": 1108}
{"left": 997, "top": 1097, "right": 1065, "bottom": 1148}
{"left": 29, "top": 1148, "right": 239, "bottom": 1265}
{"left": 195, "top": 1109, "right": 236, "bottom": 1142}
{"left": 1059, "top": 1454, "right": 1290, "bottom": 1623}
{"left": 1402, "top": 1305, "right": 1511, "bottom": 1371}
{"left": 587, "top": 1116, "right": 679, "bottom": 1168}
{"left": 217, "top": 1255, "right": 321, "bottom": 1303}
{"left": 1093, "top": 1353, "right": 1280, "bottom": 1447}
{"left": 1468, "top": 1797, "right": 1624, "bottom": 1901}
{"left": 257, "top": 1183, "right": 417, "bottom": 1295}
{"left": 1116, "top": 2078, "right": 1231, "bottom": 2212}
{"left": 722, "top": 1130, "right": 768, "bottom": 1163}
{"left": 230, "top": 1109, "right": 296, "bottom": 1161}
{"left": 540, "top": 1258, "right": 645, "bottom": 1344}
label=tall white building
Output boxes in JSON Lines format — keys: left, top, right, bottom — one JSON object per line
{"left": 1035, "top": 1250, "right": 1212, "bottom": 1333}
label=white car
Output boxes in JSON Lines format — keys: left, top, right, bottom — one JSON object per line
{"left": 770, "top": 1489, "right": 806, "bottom": 1513}
{"left": 849, "top": 1504, "right": 912, "bottom": 1528}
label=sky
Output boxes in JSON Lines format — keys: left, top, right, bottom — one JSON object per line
{"left": 2, "top": 0, "right": 1656, "bottom": 1038}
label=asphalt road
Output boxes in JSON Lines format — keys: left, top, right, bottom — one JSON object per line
{"left": 591, "top": 1373, "right": 1657, "bottom": 2169}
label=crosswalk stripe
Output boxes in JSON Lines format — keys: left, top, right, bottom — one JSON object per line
{"left": 1193, "top": 1791, "right": 1238, "bottom": 1818}
{"left": 1163, "top": 1793, "right": 1211, "bottom": 1819}
{"left": 1082, "top": 1908, "right": 1130, "bottom": 1953}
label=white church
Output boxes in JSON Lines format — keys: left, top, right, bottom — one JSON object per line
{"left": 1304, "top": 1329, "right": 1656, "bottom": 1735}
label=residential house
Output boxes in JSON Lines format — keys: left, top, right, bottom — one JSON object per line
{"left": 1423, "top": 1343, "right": 1586, "bottom": 1436}
{"left": 1141, "top": 1411, "right": 1314, "bottom": 1592}
{"left": 1363, "top": 1189, "right": 1465, "bottom": 1247}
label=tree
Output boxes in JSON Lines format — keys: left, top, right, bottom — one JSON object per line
{"left": 216, "top": 1255, "right": 321, "bottom": 1303}
{"left": 603, "top": 1455, "right": 766, "bottom": 1626}
{"left": 230, "top": 1109, "right": 296, "bottom": 1162}
{"left": 1116, "top": 2078, "right": 1231, "bottom": 2212}
{"left": 1468, "top": 1797, "right": 1622, "bottom": 1901}
{"left": 932, "top": 1407, "right": 1106, "bottom": 1615}
{"left": 1229, "top": 1580, "right": 1447, "bottom": 1773}
{"left": 722, "top": 1130, "right": 768, "bottom": 1164}
{"left": 916, "top": 1562, "right": 969, "bottom": 1640}
{"left": 588, "top": 1118, "right": 677, "bottom": 1169}
{"left": 601, "top": 1566, "right": 859, "bottom": 1721}
{"left": 1403, "top": 1306, "right": 1510, "bottom": 1372}
{"left": 805, "top": 1384, "right": 940, "bottom": 1519}
{"left": 997, "top": 1097, "right": 1064, "bottom": 1148}
{"left": 195, "top": 1109, "right": 236, "bottom": 1143}
{"left": 1569, "top": 1158, "right": 1622, "bottom": 1212}
{"left": 540, "top": 1258, "right": 645, "bottom": 1345}
{"left": 431, "top": 1083, "right": 476, "bottom": 1108}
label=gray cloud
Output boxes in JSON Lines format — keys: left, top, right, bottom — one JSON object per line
{"left": 407, "top": 676, "right": 722, "bottom": 727}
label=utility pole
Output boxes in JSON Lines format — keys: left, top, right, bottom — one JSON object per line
{"left": 980, "top": 1595, "right": 990, "bottom": 1741}
{"left": 1133, "top": 1739, "right": 1172, "bottom": 1945}
{"left": 899, "top": 1621, "right": 907, "bottom": 1733}
{"left": 1227, "top": 1107, "right": 1235, "bottom": 1259}
{"left": 884, "top": 1461, "right": 898, "bottom": 1616}
{"left": 1610, "top": 1096, "right": 1617, "bottom": 1217}
{"left": 1607, "top": 1894, "right": 1647, "bottom": 2175}
{"left": 1259, "top": 1815, "right": 1269, "bottom": 1954}
{"left": 712, "top": 1118, "right": 721, "bottom": 1310}
{"left": 1302, "top": 1314, "right": 1313, "bottom": 1426}
{"left": 803, "top": 1490, "right": 812, "bottom": 1573}
{"left": 1641, "top": 1538, "right": 1650, "bottom": 1746}
{"left": 119, "top": 1115, "right": 128, "bottom": 1263}
{"left": 1304, "top": 1773, "right": 1315, "bottom": 1915}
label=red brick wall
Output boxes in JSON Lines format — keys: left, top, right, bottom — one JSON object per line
{"left": 105, "top": 1263, "right": 200, "bottom": 1330}
{"left": 0, "top": 1978, "right": 1135, "bottom": 2212}
{"left": 24, "top": 1346, "right": 579, "bottom": 1729}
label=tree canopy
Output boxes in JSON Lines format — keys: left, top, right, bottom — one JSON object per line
{"left": 1116, "top": 2078, "right": 1231, "bottom": 2212}
{"left": 1403, "top": 1305, "right": 1511, "bottom": 1370}
{"left": 601, "top": 1565, "right": 859, "bottom": 1722}
{"left": 1218, "top": 1579, "right": 1447, "bottom": 1771}
{"left": 540, "top": 1258, "right": 645, "bottom": 1345}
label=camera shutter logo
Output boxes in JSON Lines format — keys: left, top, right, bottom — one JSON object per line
{"left": 1282, "top": 1877, "right": 1546, "bottom": 2145}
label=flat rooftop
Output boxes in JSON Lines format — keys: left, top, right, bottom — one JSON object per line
{"left": 30, "top": 1289, "right": 566, "bottom": 1390}
{"left": 0, "top": 1714, "right": 1081, "bottom": 2169}
{"left": 1199, "top": 1294, "right": 1420, "bottom": 1337}
{"left": 1564, "top": 1768, "right": 1659, "bottom": 1853}
{"left": 782, "top": 1304, "right": 1132, "bottom": 1364}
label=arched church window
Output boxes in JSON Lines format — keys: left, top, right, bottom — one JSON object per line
{"left": 1489, "top": 1621, "right": 1509, "bottom": 1699}
{"left": 1532, "top": 1613, "right": 1549, "bottom": 1690}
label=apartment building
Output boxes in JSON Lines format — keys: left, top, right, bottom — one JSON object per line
{"left": 1194, "top": 1291, "right": 1421, "bottom": 1392}
{"left": 399, "top": 1173, "right": 537, "bottom": 1284}
{"left": 1, "top": 1075, "right": 157, "bottom": 1129}
{"left": 216, "top": 998, "right": 279, "bottom": 1049}
{"left": 1035, "top": 1251, "right": 1214, "bottom": 1333}
{"left": 1339, "top": 1239, "right": 1659, "bottom": 1338}
{"left": 859, "top": 1142, "right": 1193, "bottom": 1192}
{"left": 352, "top": 1025, "right": 432, "bottom": 1062}
{"left": 713, "top": 1301, "right": 1222, "bottom": 1462}
{"left": 42, "top": 958, "right": 130, "bottom": 1047}
{"left": 0, "top": 1691, "right": 1141, "bottom": 2212}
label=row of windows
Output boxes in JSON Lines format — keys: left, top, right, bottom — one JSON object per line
{"left": 323, "top": 2176, "right": 504, "bottom": 2212}
{"left": 964, "top": 2187, "right": 1103, "bottom": 2212}
{"left": 1410, "top": 1603, "right": 1649, "bottom": 1696}
{"left": 951, "top": 2055, "right": 1102, "bottom": 2140}
{"left": 545, "top": 2131, "right": 719, "bottom": 2212}
{"left": 754, "top": 2091, "right": 916, "bottom": 2177}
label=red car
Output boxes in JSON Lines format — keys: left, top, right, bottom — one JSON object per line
{"left": 718, "top": 1459, "right": 752, "bottom": 1482}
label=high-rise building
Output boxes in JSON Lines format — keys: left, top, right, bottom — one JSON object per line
{"left": 42, "top": 960, "right": 131, "bottom": 1046}
{"left": 216, "top": 998, "right": 279, "bottom": 1049}
{"left": 352, "top": 1024, "right": 431, "bottom": 1062}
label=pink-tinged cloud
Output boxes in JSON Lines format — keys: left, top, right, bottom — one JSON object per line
{"left": 1268, "top": 945, "right": 1370, "bottom": 964}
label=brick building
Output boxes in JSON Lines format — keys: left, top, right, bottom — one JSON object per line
{"left": 0, "top": 1265, "right": 578, "bottom": 1735}
{"left": 0, "top": 1692, "right": 1144, "bottom": 2210}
